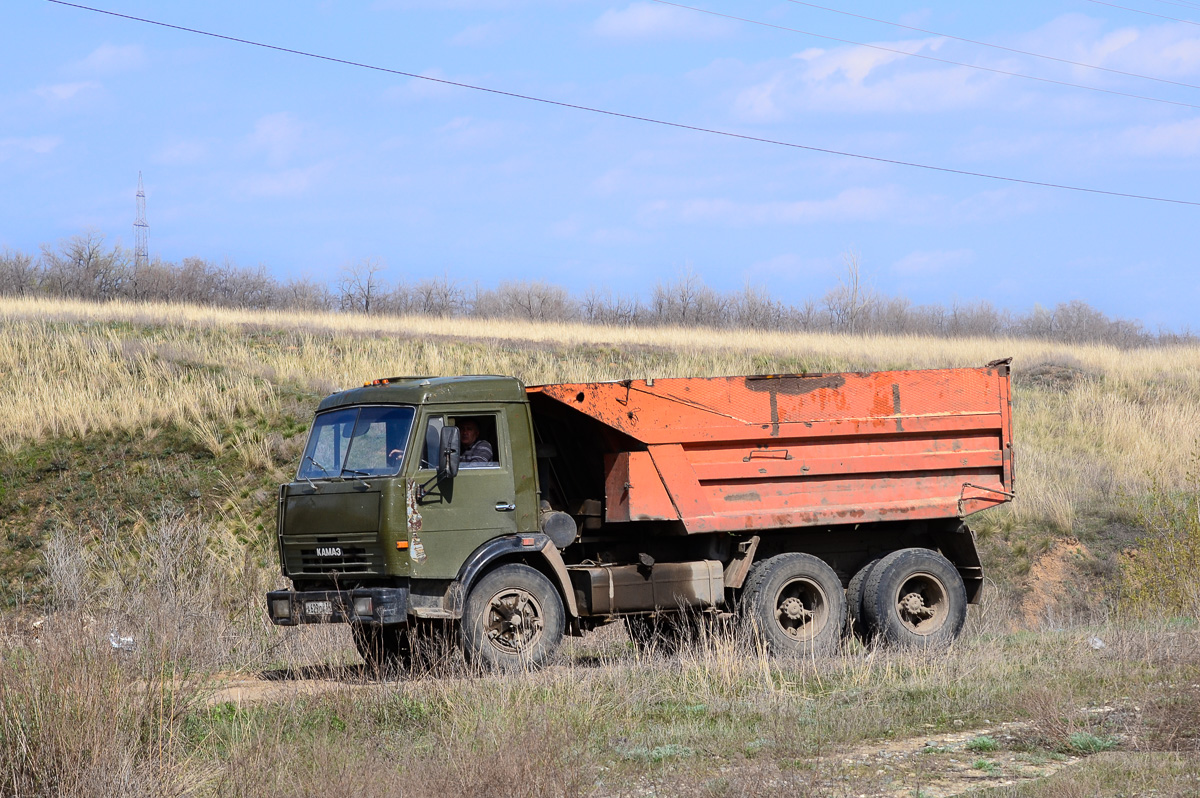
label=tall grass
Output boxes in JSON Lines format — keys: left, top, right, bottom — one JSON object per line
{"left": 5, "top": 605, "right": 1198, "bottom": 796}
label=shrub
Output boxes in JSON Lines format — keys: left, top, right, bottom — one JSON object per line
{"left": 1121, "top": 460, "right": 1200, "bottom": 617}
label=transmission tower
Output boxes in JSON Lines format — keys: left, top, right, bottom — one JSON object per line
{"left": 133, "top": 171, "right": 149, "bottom": 270}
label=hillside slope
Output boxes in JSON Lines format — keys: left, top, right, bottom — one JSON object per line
{"left": 2, "top": 295, "right": 1198, "bottom": 617}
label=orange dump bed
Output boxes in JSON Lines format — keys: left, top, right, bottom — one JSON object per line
{"left": 528, "top": 362, "right": 1014, "bottom": 534}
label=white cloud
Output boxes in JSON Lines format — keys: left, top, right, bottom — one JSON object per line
{"left": 71, "top": 43, "right": 145, "bottom": 75}
{"left": 0, "top": 136, "right": 62, "bottom": 162}
{"left": 892, "top": 249, "right": 974, "bottom": 276}
{"left": 594, "top": 2, "right": 733, "bottom": 40}
{"left": 450, "top": 21, "right": 514, "bottom": 46}
{"left": 726, "top": 38, "right": 999, "bottom": 120}
{"left": 1020, "top": 15, "right": 1200, "bottom": 79}
{"left": 588, "top": 226, "right": 644, "bottom": 245}
{"left": 747, "top": 252, "right": 836, "bottom": 279}
{"left": 238, "top": 163, "right": 330, "bottom": 198}
{"left": 384, "top": 68, "right": 462, "bottom": 101}
{"left": 435, "top": 116, "right": 512, "bottom": 149}
{"left": 35, "top": 81, "right": 100, "bottom": 103}
{"left": 1118, "top": 117, "right": 1200, "bottom": 157}
{"left": 248, "top": 112, "right": 304, "bottom": 165}
{"left": 642, "top": 186, "right": 907, "bottom": 226}
{"left": 153, "top": 139, "right": 208, "bottom": 166}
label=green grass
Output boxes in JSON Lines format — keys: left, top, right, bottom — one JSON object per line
{"left": 967, "top": 735, "right": 1001, "bottom": 753}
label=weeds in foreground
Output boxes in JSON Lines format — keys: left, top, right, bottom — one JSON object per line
{"left": 4, "top": 614, "right": 1200, "bottom": 797}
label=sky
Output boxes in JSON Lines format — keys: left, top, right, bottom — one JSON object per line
{"left": 3, "top": 0, "right": 1199, "bottom": 328}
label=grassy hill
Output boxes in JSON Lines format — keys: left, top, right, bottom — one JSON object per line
{"left": 2, "top": 296, "right": 1199, "bottom": 796}
{"left": 3, "top": 295, "right": 1197, "bottom": 610}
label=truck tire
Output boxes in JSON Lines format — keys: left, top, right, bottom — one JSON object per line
{"left": 352, "top": 623, "right": 411, "bottom": 676}
{"left": 845, "top": 558, "right": 880, "bottom": 640}
{"left": 460, "top": 563, "right": 565, "bottom": 671}
{"left": 741, "top": 553, "right": 846, "bottom": 657}
{"left": 862, "top": 548, "right": 967, "bottom": 648}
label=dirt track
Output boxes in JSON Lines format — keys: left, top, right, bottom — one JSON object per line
{"left": 200, "top": 666, "right": 1088, "bottom": 797}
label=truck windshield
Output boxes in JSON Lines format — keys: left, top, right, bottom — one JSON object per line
{"left": 297, "top": 405, "right": 416, "bottom": 481}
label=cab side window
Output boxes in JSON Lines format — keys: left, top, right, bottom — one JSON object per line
{"left": 452, "top": 415, "right": 500, "bottom": 469}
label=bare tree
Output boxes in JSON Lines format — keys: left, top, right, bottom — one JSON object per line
{"left": 581, "top": 287, "right": 641, "bottom": 326}
{"left": 404, "top": 274, "right": 464, "bottom": 317}
{"left": 281, "top": 276, "right": 334, "bottom": 311}
{"left": 221, "top": 261, "right": 277, "bottom": 309}
{"left": 474, "top": 280, "right": 576, "bottom": 322}
{"left": 823, "top": 249, "right": 876, "bottom": 334}
{"left": 1017, "top": 304, "right": 1055, "bottom": 339}
{"left": 0, "top": 248, "right": 39, "bottom": 297}
{"left": 126, "top": 255, "right": 176, "bottom": 302}
{"left": 39, "top": 231, "right": 128, "bottom": 300}
{"left": 650, "top": 268, "right": 726, "bottom": 327}
{"left": 338, "top": 258, "right": 388, "bottom": 314}
{"left": 2, "top": 230, "right": 1192, "bottom": 348}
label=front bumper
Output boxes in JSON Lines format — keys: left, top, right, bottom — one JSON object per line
{"left": 266, "top": 586, "right": 409, "bottom": 626}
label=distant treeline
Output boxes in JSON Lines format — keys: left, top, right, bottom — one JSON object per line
{"left": 1, "top": 232, "right": 1189, "bottom": 347}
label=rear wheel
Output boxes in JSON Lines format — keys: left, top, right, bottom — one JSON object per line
{"left": 862, "top": 548, "right": 967, "bottom": 648}
{"left": 740, "top": 553, "right": 845, "bottom": 657}
{"left": 460, "top": 564, "right": 565, "bottom": 671}
{"left": 845, "top": 558, "right": 880, "bottom": 640}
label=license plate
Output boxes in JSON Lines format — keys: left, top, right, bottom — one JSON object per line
{"left": 305, "top": 600, "right": 333, "bottom": 616}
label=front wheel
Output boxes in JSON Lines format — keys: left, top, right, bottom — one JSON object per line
{"left": 861, "top": 548, "right": 967, "bottom": 648}
{"left": 740, "top": 553, "right": 846, "bottom": 657}
{"left": 460, "top": 563, "right": 565, "bottom": 671}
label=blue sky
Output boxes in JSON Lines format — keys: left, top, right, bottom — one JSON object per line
{"left": 3, "top": 0, "right": 1199, "bottom": 327}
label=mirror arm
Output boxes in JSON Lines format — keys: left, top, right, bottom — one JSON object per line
{"left": 417, "top": 470, "right": 444, "bottom": 498}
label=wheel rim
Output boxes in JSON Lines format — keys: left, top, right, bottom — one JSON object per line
{"left": 894, "top": 571, "right": 949, "bottom": 635}
{"left": 483, "top": 587, "right": 545, "bottom": 654}
{"left": 772, "top": 577, "right": 828, "bottom": 641}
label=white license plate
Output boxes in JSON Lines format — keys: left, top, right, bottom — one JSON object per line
{"left": 305, "top": 600, "right": 333, "bottom": 616}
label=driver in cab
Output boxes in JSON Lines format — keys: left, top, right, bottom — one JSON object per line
{"left": 458, "top": 418, "right": 493, "bottom": 464}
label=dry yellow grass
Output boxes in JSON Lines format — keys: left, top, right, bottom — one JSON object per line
{"left": 4, "top": 295, "right": 1199, "bottom": 534}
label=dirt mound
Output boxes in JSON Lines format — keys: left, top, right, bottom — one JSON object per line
{"left": 1018, "top": 359, "right": 1094, "bottom": 392}
{"left": 1020, "top": 540, "right": 1094, "bottom": 628}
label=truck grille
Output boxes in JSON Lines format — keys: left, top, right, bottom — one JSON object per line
{"left": 284, "top": 534, "right": 384, "bottom": 576}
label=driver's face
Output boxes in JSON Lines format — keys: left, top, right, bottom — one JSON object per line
{"left": 460, "top": 422, "right": 479, "bottom": 446}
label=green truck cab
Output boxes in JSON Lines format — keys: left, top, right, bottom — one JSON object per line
{"left": 266, "top": 375, "right": 577, "bottom": 671}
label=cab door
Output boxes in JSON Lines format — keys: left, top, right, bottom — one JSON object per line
{"left": 408, "top": 408, "right": 517, "bottom": 580}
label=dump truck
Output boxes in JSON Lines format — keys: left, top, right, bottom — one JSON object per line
{"left": 266, "top": 360, "right": 1014, "bottom": 670}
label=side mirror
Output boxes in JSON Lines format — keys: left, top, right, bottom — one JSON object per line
{"left": 440, "top": 425, "right": 461, "bottom": 479}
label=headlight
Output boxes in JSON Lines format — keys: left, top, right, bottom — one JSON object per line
{"left": 353, "top": 597, "right": 373, "bottom": 616}
{"left": 270, "top": 598, "right": 291, "bottom": 620}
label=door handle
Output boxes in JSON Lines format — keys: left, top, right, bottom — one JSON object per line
{"left": 495, "top": 501, "right": 516, "bottom": 512}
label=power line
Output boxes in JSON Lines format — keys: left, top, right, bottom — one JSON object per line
{"left": 771, "top": 0, "right": 1200, "bottom": 91}
{"left": 1081, "top": 0, "right": 1200, "bottom": 26}
{"left": 1139, "top": 0, "right": 1200, "bottom": 11}
{"left": 45, "top": 0, "right": 1200, "bottom": 208}
{"left": 650, "top": 0, "right": 1200, "bottom": 111}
